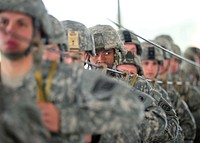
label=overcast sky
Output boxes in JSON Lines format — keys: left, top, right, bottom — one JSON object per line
{"left": 43, "top": 0, "right": 200, "bottom": 52}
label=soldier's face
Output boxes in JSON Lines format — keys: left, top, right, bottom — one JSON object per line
{"left": 159, "top": 59, "right": 170, "bottom": 74}
{"left": 90, "top": 49, "right": 115, "bottom": 68}
{"left": 0, "top": 12, "right": 33, "bottom": 55}
{"left": 43, "top": 44, "right": 60, "bottom": 61}
{"left": 64, "top": 51, "right": 85, "bottom": 65}
{"left": 194, "top": 54, "right": 200, "bottom": 64}
{"left": 169, "top": 57, "right": 179, "bottom": 73}
{"left": 124, "top": 43, "right": 137, "bottom": 55}
{"left": 142, "top": 60, "right": 159, "bottom": 79}
{"left": 116, "top": 64, "right": 138, "bottom": 75}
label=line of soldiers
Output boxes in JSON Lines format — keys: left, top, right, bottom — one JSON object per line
{"left": 0, "top": 0, "right": 199, "bottom": 143}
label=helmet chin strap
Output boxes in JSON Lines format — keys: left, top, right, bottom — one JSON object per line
{"left": 1, "top": 47, "right": 32, "bottom": 61}
{"left": 1, "top": 19, "right": 41, "bottom": 61}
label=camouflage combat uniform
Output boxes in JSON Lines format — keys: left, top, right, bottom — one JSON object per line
{"left": 179, "top": 47, "right": 200, "bottom": 143}
{"left": 155, "top": 36, "right": 196, "bottom": 143}
{"left": 89, "top": 25, "right": 172, "bottom": 143}
{"left": 0, "top": 0, "right": 145, "bottom": 143}
{"left": 115, "top": 47, "right": 179, "bottom": 142}
{"left": 0, "top": 84, "right": 50, "bottom": 143}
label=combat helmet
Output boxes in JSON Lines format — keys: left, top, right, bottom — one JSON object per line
{"left": 184, "top": 46, "right": 200, "bottom": 61}
{"left": 89, "top": 24, "right": 126, "bottom": 65}
{"left": 155, "top": 34, "right": 174, "bottom": 44}
{"left": 0, "top": 0, "right": 52, "bottom": 40}
{"left": 0, "top": 0, "right": 52, "bottom": 61}
{"left": 154, "top": 36, "right": 172, "bottom": 59}
{"left": 62, "top": 20, "right": 95, "bottom": 55}
{"left": 48, "top": 15, "right": 68, "bottom": 52}
{"left": 141, "top": 41, "right": 164, "bottom": 65}
{"left": 171, "top": 43, "right": 182, "bottom": 63}
{"left": 118, "top": 29, "right": 142, "bottom": 55}
{"left": 119, "top": 51, "right": 143, "bottom": 75}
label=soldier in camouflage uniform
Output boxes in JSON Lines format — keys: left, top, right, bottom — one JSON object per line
{"left": 155, "top": 36, "right": 196, "bottom": 143}
{"left": 182, "top": 47, "right": 200, "bottom": 86}
{"left": 116, "top": 48, "right": 179, "bottom": 142}
{"left": 0, "top": 0, "right": 145, "bottom": 143}
{"left": 168, "top": 43, "right": 187, "bottom": 98}
{"left": 88, "top": 25, "right": 127, "bottom": 73}
{"left": 61, "top": 20, "right": 95, "bottom": 65}
{"left": 118, "top": 29, "right": 142, "bottom": 56}
{"left": 181, "top": 47, "right": 200, "bottom": 143}
{"left": 89, "top": 24, "right": 177, "bottom": 143}
{"left": 42, "top": 14, "right": 68, "bottom": 63}
{"left": 0, "top": 84, "right": 50, "bottom": 143}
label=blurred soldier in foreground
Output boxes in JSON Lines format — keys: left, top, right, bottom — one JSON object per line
{"left": 0, "top": 84, "right": 50, "bottom": 143}
{"left": 0, "top": 0, "right": 144, "bottom": 142}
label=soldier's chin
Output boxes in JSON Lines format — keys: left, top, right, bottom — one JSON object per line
{"left": 1, "top": 51, "right": 25, "bottom": 61}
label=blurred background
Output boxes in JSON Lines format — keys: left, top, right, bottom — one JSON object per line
{"left": 43, "top": 0, "right": 200, "bottom": 51}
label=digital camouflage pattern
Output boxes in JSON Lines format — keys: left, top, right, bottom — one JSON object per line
{"left": 181, "top": 47, "right": 200, "bottom": 86}
{"left": 98, "top": 126, "right": 141, "bottom": 143}
{"left": 115, "top": 71, "right": 178, "bottom": 142}
{"left": 0, "top": 84, "right": 50, "bottom": 143}
{"left": 154, "top": 34, "right": 174, "bottom": 44}
{"left": 186, "top": 86, "right": 200, "bottom": 143}
{"left": 118, "top": 51, "right": 143, "bottom": 75}
{"left": 48, "top": 15, "right": 68, "bottom": 49}
{"left": 0, "top": 0, "right": 52, "bottom": 39}
{"left": 62, "top": 20, "right": 95, "bottom": 55}
{"left": 154, "top": 36, "right": 172, "bottom": 59}
{"left": 132, "top": 76, "right": 179, "bottom": 142}
{"left": 89, "top": 24, "right": 126, "bottom": 65}
{"left": 157, "top": 80, "right": 196, "bottom": 142}
{"left": 169, "top": 68, "right": 199, "bottom": 142}
{"left": 141, "top": 41, "right": 164, "bottom": 65}
{"left": 117, "top": 29, "right": 142, "bottom": 55}
{"left": 170, "top": 43, "right": 182, "bottom": 63}
{"left": 13, "top": 62, "right": 145, "bottom": 143}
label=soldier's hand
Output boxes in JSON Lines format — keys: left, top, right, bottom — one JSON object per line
{"left": 84, "top": 135, "right": 92, "bottom": 143}
{"left": 38, "top": 102, "right": 60, "bottom": 133}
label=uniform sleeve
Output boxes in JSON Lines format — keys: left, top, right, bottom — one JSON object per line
{"left": 0, "top": 86, "right": 50, "bottom": 143}
{"left": 177, "top": 97, "right": 196, "bottom": 141}
{"left": 59, "top": 67, "right": 145, "bottom": 134}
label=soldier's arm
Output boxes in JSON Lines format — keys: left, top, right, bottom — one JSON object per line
{"left": 149, "top": 88, "right": 180, "bottom": 142}
{"left": 59, "top": 66, "right": 144, "bottom": 134}
{"left": 0, "top": 86, "right": 50, "bottom": 143}
{"left": 177, "top": 95, "right": 196, "bottom": 142}
{"left": 137, "top": 91, "right": 168, "bottom": 142}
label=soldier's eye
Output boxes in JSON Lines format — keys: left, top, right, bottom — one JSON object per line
{"left": 105, "top": 52, "right": 109, "bottom": 55}
{"left": 0, "top": 17, "right": 9, "bottom": 27}
{"left": 153, "top": 61, "right": 158, "bottom": 66}
{"left": 17, "top": 20, "right": 28, "bottom": 28}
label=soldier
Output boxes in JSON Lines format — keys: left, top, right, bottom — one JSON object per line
{"left": 0, "top": 84, "right": 50, "bottom": 143}
{"left": 116, "top": 49, "right": 179, "bottom": 142}
{"left": 140, "top": 41, "right": 186, "bottom": 143}
{"left": 89, "top": 24, "right": 173, "bottom": 143}
{"left": 61, "top": 20, "right": 95, "bottom": 65}
{"left": 89, "top": 25, "right": 126, "bottom": 71}
{"left": 118, "top": 29, "right": 142, "bottom": 56}
{"left": 0, "top": 0, "right": 145, "bottom": 143}
{"left": 181, "top": 47, "right": 200, "bottom": 143}
{"left": 155, "top": 36, "right": 196, "bottom": 143}
{"left": 182, "top": 47, "right": 200, "bottom": 86}
{"left": 42, "top": 14, "right": 68, "bottom": 63}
